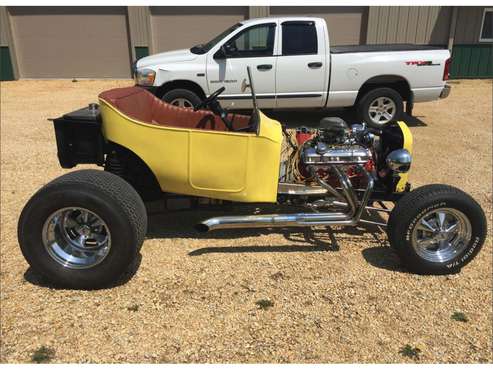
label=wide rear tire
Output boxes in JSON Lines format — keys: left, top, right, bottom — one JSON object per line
{"left": 387, "top": 184, "right": 486, "bottom": 274}
{"left": 18, "top": 170, "right": 147, "bottom": 289}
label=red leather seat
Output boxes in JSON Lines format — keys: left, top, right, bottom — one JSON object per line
{"left": 98, "top": 86, "right": 251, "bottom": 132}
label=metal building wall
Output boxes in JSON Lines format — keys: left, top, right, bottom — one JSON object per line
{"left": 150, "top": 6, "right": 249, "bottom": 53}
{"left": 0, "top": 6, "right": 15, "bottom": 80}
{"left": 127, "top": 6, "right": 151, "bottom": 60}
{"left": 450, "top": 7, "right": 492, "bottom": 78}
{"left": 366, "top": 6, "right": 451, "bottom": 45}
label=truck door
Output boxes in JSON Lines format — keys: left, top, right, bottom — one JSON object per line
{"left": 275, "top": 20, "right": 327, "bottom": 108}
{"left": 206, "top": 23, "right": 277, "bottom": 109}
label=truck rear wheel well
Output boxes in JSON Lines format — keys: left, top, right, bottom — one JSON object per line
{"left": 356, "top": 75, "right": 411, "bottom": 103}
{"left": 157, "top": 80, "right": 207, "bottom": 100}
{"left": 104, "top": 142, "right": 162, "bottom": 201}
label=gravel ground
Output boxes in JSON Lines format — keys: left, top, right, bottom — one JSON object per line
{"left": 1, "top": 79, "right": 492, "bottom": 363}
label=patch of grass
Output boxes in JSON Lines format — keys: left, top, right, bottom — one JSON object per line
{"left": 256, "top": 299, "right": 274, "bottom": 310}
{"left": 127, "top": 304, "right": 140, "bottom": 312}
{"left": 451, "top": 311, "right": 468, "bottom": 322}
{"left": 31, "top": 346, "right": 55, "bottom": 363}
{"left": 399, "top": 344, "right": 421, "bottom": 360}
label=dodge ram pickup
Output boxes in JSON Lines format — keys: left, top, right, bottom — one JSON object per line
{"left": 134, "top": 17, "right": 452, "bottom": 127}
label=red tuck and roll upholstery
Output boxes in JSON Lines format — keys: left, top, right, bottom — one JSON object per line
{"left": 98, "top": 87, "right": 250, "bottom": 132}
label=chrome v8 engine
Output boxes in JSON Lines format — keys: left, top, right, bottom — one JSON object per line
{"left": 300, "top": 118, "right": 374, "bottom": 167}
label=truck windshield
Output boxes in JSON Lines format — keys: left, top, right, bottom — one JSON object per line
{"left": 190, "top": 23, "right": 242, "bottom": 54}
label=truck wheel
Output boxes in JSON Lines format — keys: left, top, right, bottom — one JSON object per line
{"left": 357, "top": 87, "right": 403, "bottom": 128}
{"left": 162, "top": 88, "right": 202, "bottom": 109}
{"left": 387, "top": 185, "right": 486, "bottom": 275}
{"left": 18, "top": 169, "right": 147, "bottom": 289}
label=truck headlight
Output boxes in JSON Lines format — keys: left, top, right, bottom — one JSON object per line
{"left": 135, "top": 69, "right": 156, "bottom": 86}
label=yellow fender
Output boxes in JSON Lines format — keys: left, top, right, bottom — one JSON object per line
{"left": 395, "top": 120, "right": 413, "bottom": 192}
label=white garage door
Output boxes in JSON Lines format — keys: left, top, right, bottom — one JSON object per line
{"left": 151, "top": 6, "right": 249, "bottom": 52}
{"left": 9, "top": 6, "right": 132, "bottom": 78}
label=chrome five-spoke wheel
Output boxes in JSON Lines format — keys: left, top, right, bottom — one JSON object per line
{"left": 42, "top": 207, "right": 111, "bottom": 269}
{"left": 411, "top": 208, "right": 472, "bottom": 263}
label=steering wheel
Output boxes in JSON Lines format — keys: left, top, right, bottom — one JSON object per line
{"left": 194, "top": 86, "right": 226, "bottom": 111}
{"left": 194, "top": 86, "right": 238, "bottom": 131}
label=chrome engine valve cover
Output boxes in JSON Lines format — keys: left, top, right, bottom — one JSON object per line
{"left": 302, "top": 145, "right": 372, "bottom": 165}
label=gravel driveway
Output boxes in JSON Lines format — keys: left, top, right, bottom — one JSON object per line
{"left": 1, "top": 79, "right": 491, "bottom": 363}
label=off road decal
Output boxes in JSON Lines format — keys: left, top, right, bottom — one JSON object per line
{"left": 405, "top": 61, "right": 441, "bottom": 66}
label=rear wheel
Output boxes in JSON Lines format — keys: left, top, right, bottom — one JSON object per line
{"left": 357, "top": 87, "right": 403, "bottom": 128}
{"left": 18, "top": 170, "right": 147, "bottom": 289}
{"left": 161, "top": 88, "right": 202, "bottom": 109}
{"left": 387, "top": 184, "right": 486, "bottom": 274}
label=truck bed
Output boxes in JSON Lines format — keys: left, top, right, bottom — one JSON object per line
{"left": 330, "top": 44, "right": 447, "bottom": 54}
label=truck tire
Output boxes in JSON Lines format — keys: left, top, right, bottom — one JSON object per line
{"left": 18, "top": 169, "right": 147, "bottom": 289}
{"left": 387, "top": 184, "right": 486, "bottom": 275}
{"left": 357, "top": 87, "right": 403, "bottom": 128}
{"left": 162, "top": 88, "right": 202, "bottom": 109}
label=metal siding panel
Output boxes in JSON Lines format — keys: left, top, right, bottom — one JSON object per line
{"left": 386, "top": 7, "right": 399, "bottom": 43}
{"left": 366, "top": 7, "right": 379, "bottom": 44}
{"left": 128, "top": 6, "right": 150, "bottom": 47}
{"left": 249, "top": 6, "right": 269, "bottom": 19}
{"left": 415, "top": 7, "right": 428, "bottom": 44}
{"left": 151, "top": 6, "right": 248, "bottom": 52}
{"left": 377, "top": 7, "right": 389, "bottom": 43}
{"left": 396, "top": 7, "right": 410, "bottom": 44}
{"left": 0, "top": 7, "right": 9, "bottom": 46}
{"left": 9, "top": 6, "right": 132, "bottom": 78}
{"left": 406, "top": 6, "right": 420, "bottom": 44}
{"left": 455, "top": 7, "right": 486, "bottom": 44}
{"left": 270, "top": 6, "right": 367, "bottom": 45}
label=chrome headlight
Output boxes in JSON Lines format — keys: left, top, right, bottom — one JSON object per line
{"left": 386, "top": 149, "right": 412, "bottom": 173}
{"left": 134, "top": 68, "right": 156, "bottom": 86}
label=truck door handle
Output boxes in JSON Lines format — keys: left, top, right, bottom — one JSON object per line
{"left": 257, "top": 64, "right": 272, "bottom": 71}
{"left": 308, "top": 62, "right": 323, "bottom": 68}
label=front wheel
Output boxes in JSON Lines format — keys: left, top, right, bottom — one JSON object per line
{"left": 161, "top": 88, "right": 202, "bottom": 109}
{"left": 387, "top": 184, "right": 486, "bottom": 274}
{"left": 18, "top": 170, "right": 147, "bottom": 289}
{"left": 357, "top": 87, "right": 404, "bottom": 128}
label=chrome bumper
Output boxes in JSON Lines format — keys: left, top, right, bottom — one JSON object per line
{"left": 440, "top": 84, "right": 451, "bottom": 99}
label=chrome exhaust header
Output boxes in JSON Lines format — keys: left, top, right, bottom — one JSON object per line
{"left": 197, "top": 165, "right": 374, "bottom": 232}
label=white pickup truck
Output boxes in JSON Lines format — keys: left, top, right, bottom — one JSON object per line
{"left": 134, "top": 17, "right": 452, "bottom": 126}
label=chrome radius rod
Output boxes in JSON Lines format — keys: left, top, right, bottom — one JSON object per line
{"left": 197, "top": 165, "right": 375, "bottom": 232}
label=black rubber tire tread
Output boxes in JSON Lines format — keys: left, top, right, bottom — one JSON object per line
{"left": 18, "top": 170, "right": 147, "bottom": 289}
{"left": 387, "top": 184, "right": 487, "bottom": 274}
{"left": 161, "top": 88, "right": 202, "bottom": 108}
{"left": 357, "top": 87, "right": 404, "bottom": 128}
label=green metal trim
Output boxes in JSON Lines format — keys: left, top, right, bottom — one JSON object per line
{"left": 135, "top": 46, "right": 149, "bottom": 60}
{"left": 450, "top": 44, "right": 493, "bottom": 79}
{"left": 1, "top": 46, "right": 15, "bottom": 81}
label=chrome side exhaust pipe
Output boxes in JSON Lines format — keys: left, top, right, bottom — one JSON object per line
{"left": 197, "top": 212, "right": 354, "bottom": 232}
{"left": 196, "top": 166, "right": 374, "bottom": 232}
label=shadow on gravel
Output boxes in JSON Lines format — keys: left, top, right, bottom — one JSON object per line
{"left": 361, "top": 247, "right": 407, "bottom": 273}
{"left": 23, "top": 253, "right": 142, "bottom": 290}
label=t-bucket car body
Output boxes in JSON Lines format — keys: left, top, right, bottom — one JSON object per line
{"left": 18, "top": 68, "right": 486, "bottom": 289}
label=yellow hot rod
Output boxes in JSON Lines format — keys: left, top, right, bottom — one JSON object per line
{"left": 18, "top": 68, "right": 486, "bottom": 289}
